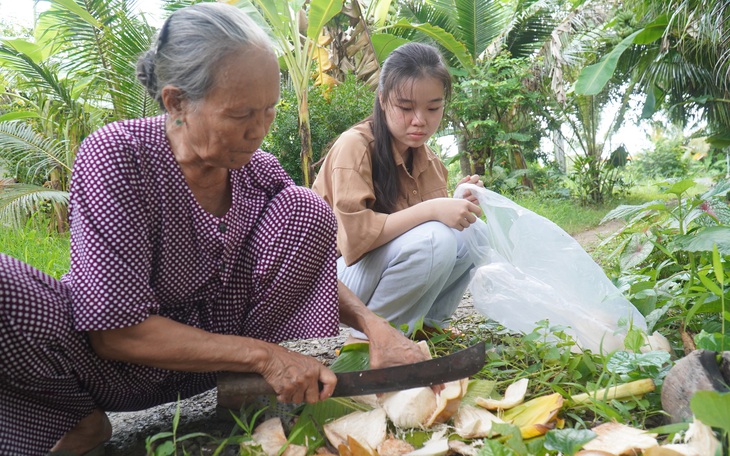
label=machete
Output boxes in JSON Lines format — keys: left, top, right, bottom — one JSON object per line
{"left": 217, "top": 342, "right": 485, "bottom": 409}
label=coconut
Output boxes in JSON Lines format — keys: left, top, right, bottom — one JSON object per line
{"left": 425, "top": 378, "right": 469, "bottom": 426}
{"left": 323, "top": 408, "right": 387, "bottom": 450}
{"left": 453, "top": 404, "right": 505, "bottom": 439}
{"left": 250, "top": 417, "right": 308, "bottom": 456}
{"left": 379, "top": 387, "right": 438, "bottom": 429}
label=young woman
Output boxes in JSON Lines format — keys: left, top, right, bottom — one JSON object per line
{"left": 312, "top": 42, "right": 484, "bottom": 341}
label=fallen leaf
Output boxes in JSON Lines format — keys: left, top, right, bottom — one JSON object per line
{"left": 502, "top": 393, "right": 564, "bottom": 439}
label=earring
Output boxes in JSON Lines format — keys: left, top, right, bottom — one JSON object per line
{"left": 174, "top": 118, "right": 184, "bottom": 126}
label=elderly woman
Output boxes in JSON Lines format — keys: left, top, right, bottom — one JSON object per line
{"left": 0, "top": 4, "right": 427, "bottom": 455}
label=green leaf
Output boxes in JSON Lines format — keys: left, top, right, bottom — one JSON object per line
{"left": 690, "top": 390, "right": 730, "bottom": 434}
{"left": 671, "top": 227, "right": 730, "bottom": 255}
{"left": 476, "top": 439, "right": 519, "bottom": 456}
{"left": 373, "top": 0, "right": 392, "bottom": 27}
{"left": 620, "top": 233, "right": 655, "bottom": 270}
{"left": 307, "top": 0, "right": 343, "bottom": 41}
{"left": 575, "top": 30, "right": 642, "bottom": 95}
{"left": 633, "top": 15, "right": 668, "bottom": 44}
{"left": 697, "top": 270, "right": 724, "bottom": 297}
{"left": 371, "top": 33, "right": 410, "bottom": 63}
{"left": 462, "top": 379, "right": 497, "bottom": 407}
{"left": 49, "top": 0, "right": 102, "bottom": 28}
{"left": 491, "top": 422, "right": 528, "bottom": 455}
{"left": 694, "top": 330, "right": 730, "bottom": 352}
{"left": 288, "top": 398, "right": 361, "bottom": 447}
{"left": 712, "top": 245, "right": 724, "bottom": 285}
{"left": 544, "top": 428, "right": 597, "bottom": 455}
{"left": 665, "top": 178, "right": 696, "bottom": 197}
{"left": 387, "top": 20, "right": 474, "bottom": 74}
{"left": 1, "top": 39, "right": 45, "bottom": 63}
{"left": 0, "top": 111, "right": 39, "bottom": 122}
{"left": 329, "top": 343, "right": 370, "bottom": 372}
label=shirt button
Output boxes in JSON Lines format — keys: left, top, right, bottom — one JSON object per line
{"left": 218, "top": 222, "right": 227, "bottom": 233}
{"left": 412, "top": 190, "right": 418, "bottom": 195}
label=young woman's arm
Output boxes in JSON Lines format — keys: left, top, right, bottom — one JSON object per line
{"left": 369, "top": 197, "right": 481, "bottom": 250}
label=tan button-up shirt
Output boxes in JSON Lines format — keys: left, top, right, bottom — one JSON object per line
{"left": 312, "top": 120, "right": 448, "bottom": 265}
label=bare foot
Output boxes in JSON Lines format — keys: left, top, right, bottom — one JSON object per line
{"left": 51, "top": 408, "right": 111, "bottom": 455}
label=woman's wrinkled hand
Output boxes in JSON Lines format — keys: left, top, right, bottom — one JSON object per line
{"left": 456, "top": 174, "right": 484, "bottom": 205}
{"left": 258, "top": 346, "right": 337, "bottom": 404}
{"left": 425, "top": 197, "right": 482, "bottom": 231}
{"left": 368, "top": 322, "right": 430, "bottom": 369}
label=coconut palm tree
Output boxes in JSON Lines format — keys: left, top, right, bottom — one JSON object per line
{"left": 575, "top": 0, "right": 730, "bottom": 146}
{"left": 0, "top": 0, "right": 156, "bottom": 229}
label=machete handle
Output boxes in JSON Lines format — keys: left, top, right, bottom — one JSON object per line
{"left": 216, "top": 372, "right": 327, "bottom": 409}
{"left": 217, "top": 372, "right": 276, "bottom": 409}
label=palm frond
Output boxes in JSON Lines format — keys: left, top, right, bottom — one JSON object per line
{"left": 38, "top": 0, "right": 157, "bottom": 119}
{"left": 0, "top": 121, "right": 71, "bottom": 182}
{"left": 0, "top": 182, "right": 69, "bottom": 230}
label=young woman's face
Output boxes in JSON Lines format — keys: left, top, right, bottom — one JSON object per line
{"left": 381, "top": 76, "right": 445, "bottom": 155}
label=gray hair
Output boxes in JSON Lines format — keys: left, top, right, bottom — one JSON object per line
{"left": 137, "top": 2, "right": 274, "bottom": 110}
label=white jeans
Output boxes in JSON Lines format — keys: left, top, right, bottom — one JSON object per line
{"left": 338, "top": 221, "right": 474, "bottom": 338}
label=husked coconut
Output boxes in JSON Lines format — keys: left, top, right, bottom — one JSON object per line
{"left": 476, "top": 378, "right": 529, "bottom": 410}
{"left": 323, "top": 408, "right": 387, "bottom": 450}
{"left": 377, "top": 436, "right": 415, "bottom": 456}
{"left": 250, "top": 417, "right": 308, "bottom": 456}
{"left": 379, "top": 387, "right": 438, "bottom": 429}
{"left": 453, "top": 404, "right": 505, "bottom": 439}
{"left": 426, "top": 378, "right": 469, "bottom": 426}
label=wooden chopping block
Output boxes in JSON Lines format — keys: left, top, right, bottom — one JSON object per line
{"left": 661, "top": 349, "right": 729, "bottom": 423}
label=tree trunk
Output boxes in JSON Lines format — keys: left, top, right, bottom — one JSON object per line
{"left": 458, "top": 133, "right": 471, "bottom": 176}
{"left": 298, "top": 91, "right": 313, "bottom": 187}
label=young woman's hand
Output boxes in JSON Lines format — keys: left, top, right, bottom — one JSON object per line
{"left": 425, "top": 198, "right": 482, "bottom": 230}
{"left": 456, "top": 174, "right": 484, "bottom": 205}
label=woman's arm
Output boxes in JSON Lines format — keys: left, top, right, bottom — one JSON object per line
{"left": 336, "top": 280, "right": 431, "bottom": 368}
{"left": 370, "top": 197, "right": 483, "bottom": 251}
{"left": 88, "top": 317, "right": 336, "bottom": 404}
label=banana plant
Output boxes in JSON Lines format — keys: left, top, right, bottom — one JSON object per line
{"left": 231, "top": 0, "right": 343, "bottom": 187}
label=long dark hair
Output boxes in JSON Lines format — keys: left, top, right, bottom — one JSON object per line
{"left": 371, "top": 42, "right": 452, "bottom": 213}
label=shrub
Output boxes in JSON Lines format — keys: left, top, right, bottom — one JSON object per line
{"left": 630, "top": 136, "right": 690, "bottom": 180}
{"left": 263, "top": 76, "right": 375, "bottom": 185}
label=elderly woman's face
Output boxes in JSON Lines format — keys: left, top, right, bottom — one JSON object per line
{"left": 180, "top": 46, "right": 280, "bottom": 169}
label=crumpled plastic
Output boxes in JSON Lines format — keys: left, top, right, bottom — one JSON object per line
{"left": 456, "top": 184, "right": 646, "bottom": 353}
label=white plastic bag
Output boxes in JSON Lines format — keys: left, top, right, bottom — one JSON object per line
{"left": 456, "top": 184, "right": 646, "bottom": 353}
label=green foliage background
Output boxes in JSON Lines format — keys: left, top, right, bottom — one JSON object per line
{"left": 263, "top": 76, "right": 374, "bottom": 186}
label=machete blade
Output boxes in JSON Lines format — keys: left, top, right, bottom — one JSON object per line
{"left": 217, "top": 343, "right": 486, "bottom": 409}
{"left": 331, "top": 342, "right": 485, "bottom": 397}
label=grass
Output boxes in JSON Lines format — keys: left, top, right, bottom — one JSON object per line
{"left": 0, "top": 225, "right": 69, "bottom": 279}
